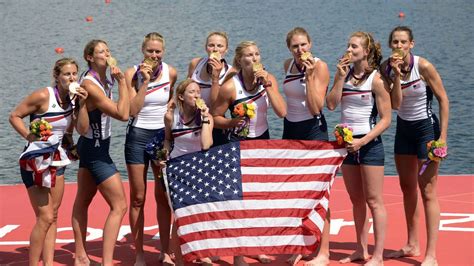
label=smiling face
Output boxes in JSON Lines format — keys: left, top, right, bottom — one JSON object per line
{"left": 142, "top": 39, "right": 164, "bottom": 64}
{"left": 55, "top": 63, "right": 78, "bottom": 91}
{"left": 346, "top": 36, "right": 369, "bottom": 63}
{"left": 390, "top": 30, "right": 414, "bottom": 58}
{"left": 206, "top": 34, "right": 228, "bottom": 58}
{"left": 289, "top": 34, "right": 312, "bottom": 63}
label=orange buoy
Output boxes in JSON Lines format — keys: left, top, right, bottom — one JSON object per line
{"left": 105, "top": 0, "right": 111, "bottom": 3}
{"left": 55, "top": 47, "right": 64, "bottom": 54}
{"left": 398, "top": 12, "right": 405, "bottom": 18}
{"left": 85, "top": 16, "right": 93, "bottom": 22}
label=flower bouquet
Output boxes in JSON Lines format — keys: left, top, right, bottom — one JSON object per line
{"left": 30, "top": 119, "right": 53, "bottom": 141}
{"left": 334, "top": 123, "right": 353, "bottom": 145}
{"left": 419, "top": 140, "right": 448, "bottom": 175}
{"left": 232, "top": 102, "right": 256, "bottom": 138}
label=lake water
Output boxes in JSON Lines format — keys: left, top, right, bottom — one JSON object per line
{"left": 1, "top": 0, "right": 473, "bottom": 184}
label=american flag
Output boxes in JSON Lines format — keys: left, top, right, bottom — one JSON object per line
{"left": 165, "top": 139, "right": 347, "bottom": 261}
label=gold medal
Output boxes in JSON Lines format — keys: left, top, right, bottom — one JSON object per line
{"left": 68, "top": 82, "right": 80, "bottom": 98}
{"left": 252, "top": 62, "right": 263, "bottom": 72}
{"left": 300, "top": 51, "right": 313, "bottom": 61}
{"left": 342, "top": 51, "right": 352, "bottom": 61}
{"left": 106, "top": 56, "right": 117, "bottom": 67}
{"left": 143, "top": 58, "right": 158, "bottom": 68}
{"left": 391, "top": 48, "right": 405, "bottom": 59}
{"left": 209, "top": 52, "right": 221, "bottom": 61}
{"left": 195, "top": 98, "right": 206, "bottom": 110}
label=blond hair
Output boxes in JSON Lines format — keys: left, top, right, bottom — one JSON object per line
{"left": 175, "top": 78, "right": 197, "bottom": 110}
{"left": 206, "top": 31, "right": 229, "bottom": 48}
{"left": 142, "top": 32, "right": 165, "bottom": 50}
{"left": 350, "top": 31, "right": 383, "bottom": 72}
{"left": 286, "top": 27, "right": 311, "bottom": 48}
{"left": 233, "top": 41, "right": 258, "bottom": 70}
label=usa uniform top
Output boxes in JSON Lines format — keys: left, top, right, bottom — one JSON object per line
{"left": 30, "top": 86, "right": 74, "bottom": 166}
{"left": 388, "top": 55, "right": 434, "bottom": 121}
{"left": 170, "top": 107, "right": 203, "bottom": 159}
{"left": 229, "top": 74, "right": 269, "bottom": 138}
{"left": 341, "top": 69, "right": 378, "bottom": 135}
{"left": 283, "top": 57, "right": 321, "bottom": 122}
{"left": 81, "top": 75, "right": 112, "bottom": 141}
{"left": 191, "top": 57, "right": 232, "bottom": 105}
{"left": 129, "top": 62, "right": 171, "bottom": 130}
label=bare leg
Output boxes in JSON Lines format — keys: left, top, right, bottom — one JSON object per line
{"left": 361, "top": 165, "right": 386, "bottom": 266}
{"left": 98, "top": 173, "right": 128, "bottom": 266}
{"left": 234, "top": 256, "right": 249, "bottom": 266}
{"left": 418, "top": 160, "right": 439, "bottom": 266}
{"left": 72, "top": 168, "right": 97, "bottom": 266}
{"left": 339, "top": 165, "right": 370, "bottom": 264}
{"left": 303, "top": 211, "right": 331, "bottom": 266}
{"left": 152, "top": 164, "right": 174, "bottom": 265}
{"left": 386, "top": 155, "right": 420, "bottom": 258}
{"left": 42, "top": 175, "right": 65, "bottom": 265}
{"left": 127, "top": 163, "right": 148, "bottom": 266}
{"left": 27, "top": 186, "right": 55, "bottom": 266}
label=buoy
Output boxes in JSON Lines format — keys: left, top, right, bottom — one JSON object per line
{"left": 398, "top": 12, "right": 405, "bottom": 18}
{"left": 55, "top": 47, "right": 64, "bottom": 54}
{"left": 85, "top": 16, "right": 93, "bottom": 22}
{"left": 105, "top": 0, "right": 111, "bottom": 4}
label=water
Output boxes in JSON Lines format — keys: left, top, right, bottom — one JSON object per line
{"left": 1, "top": 0, "right": 473, "bottom": 184}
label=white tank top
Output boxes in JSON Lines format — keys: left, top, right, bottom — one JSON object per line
{"left": 170, "top": 107, "right": 202, "bottom": 158}
{"left": 30, "top": 86, "right": 74, "bottom": 165}
{"left": 81, "top": 75, "right": 112, "bottom": 141}
{"left": 230, "top": 74, "right": 269, "bottom": 138}
{"left": 191, "top": 57, "right": 232, "bottom": 105}
{"left": 129, "top": 62, "right": 171, "bottom": 129}
{"left": 283, "top": 57, "right": 320, "bottom": 122}
{"left": 389, "top": 55, "right": 433, "bottom": 121}
{"left": 341, "top": 69, "right": 378, "bottom": 135}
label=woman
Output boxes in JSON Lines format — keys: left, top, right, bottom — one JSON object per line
{"left": 382, "top": 26, "right": 449, "bottom": 266}
{"left": 9, "top": 58, "right": 88, "bottom": 266}
{"left": 72, "top": 40, "right": 129, "bottom": 266}
{"left": 282, "top": 27, "right": 331, "bottom": 266}
{"left": 187, "top": 31, "right": 236, "bottom": 147}
{"left": 326, "top": 32, "right": 391, "bottom": 266}
{"left": 212, "top": 41, "right": 286, "bottom": 265}
{"left": 124, "top": 32, "right": 177, "bottom": 266}
{"left": 164, "top": 78, "right": 213, "bottom": 265}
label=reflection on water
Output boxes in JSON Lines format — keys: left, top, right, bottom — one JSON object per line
{"left": 1, "top": 0, "right": 473, "bottom": 183}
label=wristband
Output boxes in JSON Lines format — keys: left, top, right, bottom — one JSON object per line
{"left": 201, "top": 120, "right": 210, "bottom": 124}
{"left": 263, "top": 81, "right": 272, "bottom": 88}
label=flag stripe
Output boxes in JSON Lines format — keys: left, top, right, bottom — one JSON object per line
{"left": 242, "top": 173, "right": 334, "bottom": 183}
{"left": 241, "top": 157, "right": 344, "bottom": 167}
{"left": 240, "top": 139, "right": 344, "bottom": 151}
{"left": 241, "top": 165, "right": 339, "bottom": 175}
{"left": 242, "top": 181, "right": 330, "bottom": 193}
{"left": 243, "top": 190, "right": 328, "bottom": 200}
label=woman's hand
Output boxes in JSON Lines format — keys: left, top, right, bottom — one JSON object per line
{"left": 200, "top": 105, "right": 210, "bottom": 119}
{"left": 390, "top": 55, "right": 403, "bottom": 77}
{"left": 303, "top": 57, "right": 317, "bottom": 77}
{"left": 75, "top": 86, "right": 88, "bottom": 107}
{"left": 138, "top": 63, "right": 152, "bottom": 82}
{"left": 336, "top": 57, "right": 350, "bottom": 79}
{"left": 26, "top": 132, "right": 39, "bottom": 143}
{"left": 346, "top": 138, "right": 365, "bottom": 153}
{"left": 208, "top": 57, "right": 223, "bottom": 80}
{"left": 254, "top": 69, "right": 270, "bottom": 85}
{"left": 110, "top": 66, "right": 125, "bottom": 81}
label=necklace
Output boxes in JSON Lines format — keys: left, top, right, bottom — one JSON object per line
{"left": 349, "top": 68, "right": 368, "bottom": 86}
{"left": 238, "top": 71, "right": 259, "bottom": 93}
{"left": 53, "top": 86, "right": 71, "bottom": 106}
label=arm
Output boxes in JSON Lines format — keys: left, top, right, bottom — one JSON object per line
{"left": 304, "top": 59, "right": 330, "bottom": 115}
{"left": 347, "top": 74, "right": 392, "bottom": 153}
{"left": 382, "top": 57, "right": 403, "bottom": 110}
{"left": 9, "top": 88, "right": 48, "bottom": 142}
{"left": 74, "top": 86, "right": 90, "bottom": 135}
{"left": 168, "top": 65, "right": 178, "bottom": 102}
{"left": 163, "top": 109, "right": 174, "bottom": 155}
{"left": 326, "top": 59, "right": 350, "bottom": 110}
{"left": 200, "top": 106, "right": 213, "bottom": 150}
{"left": 126, "top": 65, "right": 151, "bottom": 117}
{"left": 187, "top": 58, "right": 201, "bottom": 78}
{"left": 262, "top": 74, "right": 287, "bottom": 118}
{"left": 83, "top": 66, "right": 130, "bottom": 121}
{"left": 419, "top": 58, "right": 449, "bottom": 141}
{"left": 211, "top": 79, "right": 244, "bottom": 129}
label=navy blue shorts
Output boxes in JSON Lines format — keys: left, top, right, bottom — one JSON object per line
{"left": 282, "top": 114, "right": 328, "bottom": 141}
{"left": 212, "top": 128, "right": 229, "bottom": 147}
{"left": 125, "top": 126, "right": 161, "bottom": 164}
{"left": 343, "top": 135, "right": 385, "bottom": 166}
{"left": 395, "top": 116, "right": 440, "bottom": 159}
{"left": 229, "top": 129, "right": 270, "bottom": 142}
{"left": 21, "top": 167, "right": 66, "bottom": 188}
{"left": 78, "top": 137, "right": 118, "bottom": 185}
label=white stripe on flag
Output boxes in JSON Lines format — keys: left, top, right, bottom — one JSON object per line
{"left": 180, "top": 234, "right": 318, "bottom": 255}
{"left": 241, "top": 148, "right": 347, "bottom": 159}
{"left": 178, "top": 217, "right": 303, "bottom": 235}
{"left": 175, "top": 199, "right": 320, "bottom": 218}
{"left": 241, "top": 165, "right": 339, "bottom": 175}
{"left": 242, "top": 181, "right": 330, "bottom": 192}
{"left": 306, "top": 209, "right": 325, "bottom": 231}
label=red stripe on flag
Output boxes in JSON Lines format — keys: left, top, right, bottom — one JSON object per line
{"left": 240, "top": 139, "right": 343, "bottom": 151}
{"left": 243, "top": 190, "right": 328, "bottom": 200}
{"left": 241, "top": 157, "right": 343, "bottom": 167}
{"left": 183, "top": 245, "right": 317, "bottom": 262}
{"left": 242, "top": 173, "right": 334, "bottom": 183}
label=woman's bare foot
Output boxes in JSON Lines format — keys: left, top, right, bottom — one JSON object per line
{"left": 74, "top": 255, "right": 90, "bottom": 266}
{"left": 162, "top": 253, "right": 175, "bottom": 266}
{"left": 339, "top": 251, "right": 369, "bottom": 264}
{"left": 421, "top": 256, "right": 438, "bottom": 266}
{"left": 364, "top": 257, "right": 383, "bottom": 266}
{"left": 252, "top": 254, "right": 272, "bottom": 264}
{"left": 385, "top": 245, "right": 420, "bottom": 259}
{"left": 234, "top": 256, "right": 249, "bottom": 266}
{"left": 133, "top": 252, "right": 146, "bottom": 266}
{"left": 304, "top": 254, "right": 330, "bottom": 266}
{"left": 196, "top": 257, "right": 213, "bottom": 266}
{"left": 287, "top": 254, "right": 307, "bottom": 265}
